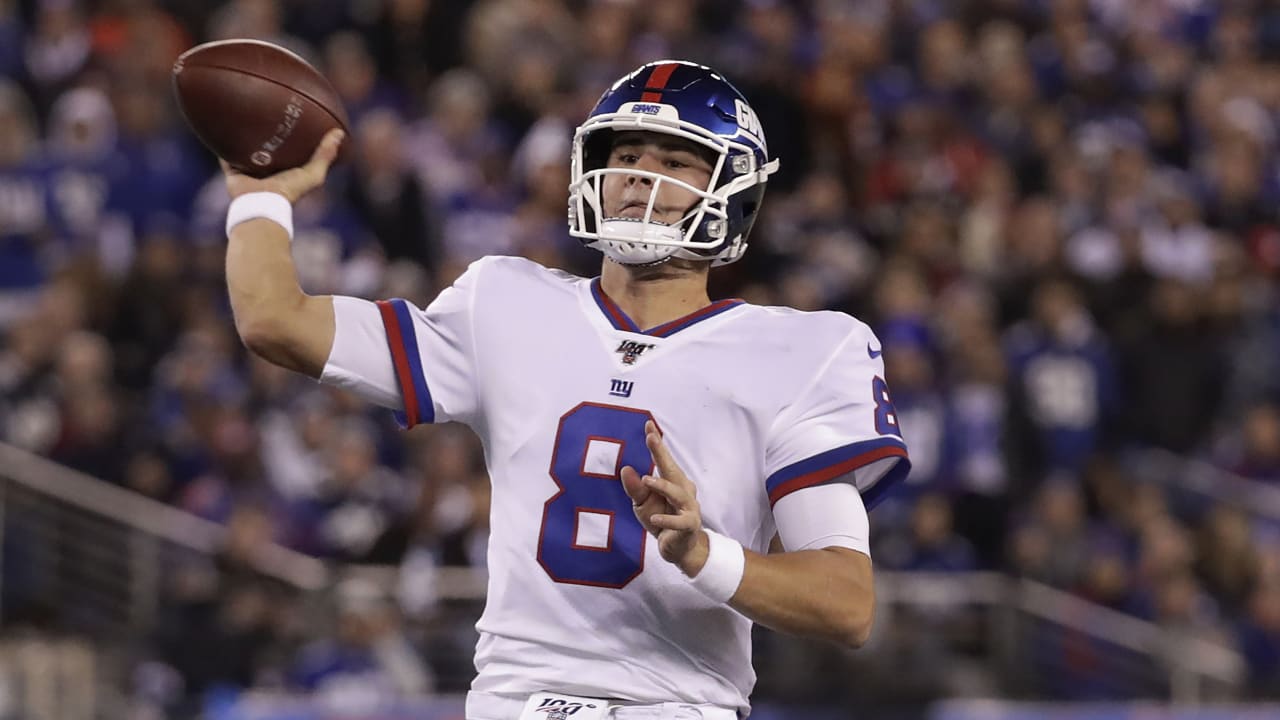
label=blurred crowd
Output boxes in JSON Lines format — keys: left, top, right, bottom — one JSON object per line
{"left": 1, "top": 0, "right": 1280, "bottom": 712}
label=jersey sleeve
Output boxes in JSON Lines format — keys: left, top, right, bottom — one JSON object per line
{"left": 773, "top": 482, "right": 870, "bottom": 556}
{"left": 763, "top": 325, "right": 911, "bottom": 510}
{"left": 321, "top": 296, "right": 401, "bottom": 410}
{"left": 320, "top": 259, "right": 485, "bottom": 428}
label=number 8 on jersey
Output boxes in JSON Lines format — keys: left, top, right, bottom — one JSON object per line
{"left": 537, "top": 403, "right": 655, "bottom": 588}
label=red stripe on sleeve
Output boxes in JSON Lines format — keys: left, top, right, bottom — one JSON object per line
{"left": 767, "top": 445, "right": 908, "bottom": 505}
{"left": 376, "top": 300, "right": 420, "bottom": 427}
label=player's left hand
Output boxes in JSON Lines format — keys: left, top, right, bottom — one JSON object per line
{"left": 621, "top": 421, "right": 710, "bottom": 578}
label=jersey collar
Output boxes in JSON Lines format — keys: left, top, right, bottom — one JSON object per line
{"left": 589, "top": 277, "right": 744, "bottom": 338}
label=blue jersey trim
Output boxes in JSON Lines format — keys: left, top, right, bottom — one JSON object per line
{"left": 590, "top": 278, "right": 744, "bottom": 337}
{"left": 383, "top": 298, "right": 435, "bottom": 428}
{"left": 590, "top": 278, "right": 641, "bottom": 333}
{"left": 646, "top": 299, "right": 745, "bottom": 337}
{"left": 766, "top": 436, "right": 910, "bottom": 509}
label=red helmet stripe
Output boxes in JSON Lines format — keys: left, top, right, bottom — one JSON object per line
{"left": 639, "top": 62, "right": 679, "bottom": 102}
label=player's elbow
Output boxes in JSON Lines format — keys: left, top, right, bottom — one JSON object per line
{"left": 833, "top": 596, "right": 874, "bottom": 648}
{"left": 234, "top": 298, "right": 333, "bottom": 378}
{"left": 236, "top": 313, "right": 300, "bottom": 370}
{"left": 846, "top": 606, "right": 875, "bottom": 648}
{"left": 819, "top": 548, "right": 875, "bottom": 648}
{"left": 237, "top": 314, "right": 285, "bottom": 358}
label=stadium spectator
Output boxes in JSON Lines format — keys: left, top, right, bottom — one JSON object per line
{"left": 288, "top": 576, "right": 433, "bottom": 704}
{"left": 288, "top": 418, "right": 413, "bottom": 563}
{"left": 1114, "top": 278, "right": 1224, "bottom": 454}
{"left": 0, "top": 79, "right": 55, "bottom": 326}
{"left": 1225, "top": 403, "right": 1280, "bottom": 483}
{"left": 1010, "top": 479, "right": 1093, "bottom": 589}
{"left": 1005, "top": 277, "right": 1117, "bottom": 479}
{"left": 877, "top": 493, "right": 977, "bottom": 573}
{"left": 343, "top": 107, "right": 441, "bottom": 273}
{"left": 1239, "top": 578, "right": 1280, "bottom": 698}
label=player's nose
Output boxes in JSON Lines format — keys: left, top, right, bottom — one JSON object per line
{"left": 626, "top": 151, "right": 662, "bottom": 183}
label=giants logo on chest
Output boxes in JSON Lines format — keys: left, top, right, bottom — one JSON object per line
{"left": 615, "top": 339, "right": 655, "bottom": 365}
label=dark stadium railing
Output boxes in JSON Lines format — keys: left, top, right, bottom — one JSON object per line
{"left": 0, "top": 441, "right": 1251, "bottom": 717}
{"left": 1126, "top": 448, "right": 1280, "bottom": 521}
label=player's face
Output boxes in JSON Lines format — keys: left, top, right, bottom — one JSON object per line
{"left": 601, "top": 131, "right": 714, "bottom": 225}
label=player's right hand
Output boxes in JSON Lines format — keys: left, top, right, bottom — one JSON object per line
{"left": 221, "top": 129, "right": 344, "bottom": 203}
{"left": 621, "top": 422, "right": 711, "bottom": 578}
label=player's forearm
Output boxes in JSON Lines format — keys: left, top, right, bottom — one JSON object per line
{"left": 728, "top": 546, "right": 874, "bottom": 648}
{"left": 226, "top": 218, "right": 334, "bottom": 377}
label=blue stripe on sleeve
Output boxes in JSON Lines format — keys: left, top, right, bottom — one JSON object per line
{"left": 859, "top": 453, "right": 911, "bottom": 509}
{"left": 390, "top": 299, "right": 435, "bottom": 424}
{"left": 766, "top": 436, "right": 910, "bottom": 509}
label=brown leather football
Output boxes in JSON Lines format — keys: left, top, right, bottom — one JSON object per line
{"left": 172, "top": 39, "right": 349, "bottom": 178}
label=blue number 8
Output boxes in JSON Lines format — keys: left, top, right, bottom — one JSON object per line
{"left": 537, "top": 403, "right": 654, "bottom": 588}
{"left": 873, "top": 376, "right": 902, "bottom": 437}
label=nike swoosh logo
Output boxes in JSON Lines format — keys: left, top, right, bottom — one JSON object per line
{"left": 868, "top": 343, "right": 882, "bottom": 359}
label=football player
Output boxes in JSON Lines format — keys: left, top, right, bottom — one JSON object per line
{"left": 221, "top": 60, "right": 910, "bottom": 720}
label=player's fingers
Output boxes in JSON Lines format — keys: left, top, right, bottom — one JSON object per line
{"left": 620, "top": 465, "right": 649, "bottom": 505}
{"left": 649, "top": 512, "right": 698, "bottom": 532}
{"left": 644, "top": 474, "right": 692, "bottom": 509}
{"left": 304, "top": 129, "right": 345, "bottom": 180}
{"left": 644, "top": 421, "right": 689, "bottom": 485}
{"left": 633, "top": 498, "right": 668, "bottom": 537}
{"left": 317, "top": 129, "right": 345, "bottom": 163}
{"left": 636, "top": 497, "right": 664, "bottom": 517}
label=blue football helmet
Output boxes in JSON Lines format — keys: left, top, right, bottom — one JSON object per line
{"left": 569, "top": 60, "right": 780, "bottom": 266}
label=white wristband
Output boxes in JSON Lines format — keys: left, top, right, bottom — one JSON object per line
{"left": 688, "top": 529, "right": 745, "bottom": 604}
{"left": 226, "top": 191, "right": 294, "bottom": 239}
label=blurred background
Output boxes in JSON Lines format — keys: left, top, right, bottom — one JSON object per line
{"left": 0, "top": 0, "right": 1278, "bottom": 718}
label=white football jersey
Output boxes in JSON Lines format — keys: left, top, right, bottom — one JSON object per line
{"left": 321, "top": 256, "right": 910, "bottom": 715}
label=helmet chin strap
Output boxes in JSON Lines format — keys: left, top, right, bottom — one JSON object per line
{"left": 595, "top": 218, "right": 685, "bottom": 266}
{"left": 598, "top": 218, "right": 684, "bottom": 243}
{"left": 607, "top": 255, "right": 676, "bottom": 269}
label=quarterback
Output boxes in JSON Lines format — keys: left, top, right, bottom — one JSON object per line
{"left": 220, "top": 61, "right": 910, "bottom": 719}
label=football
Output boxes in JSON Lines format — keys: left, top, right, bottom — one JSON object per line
{"left": 172, "top": 39, "right": 349, "bottom": 178}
